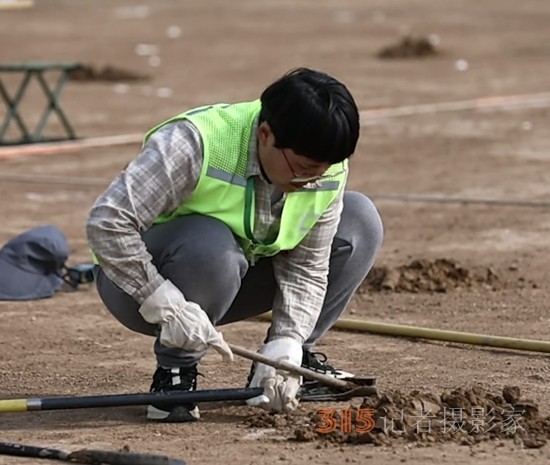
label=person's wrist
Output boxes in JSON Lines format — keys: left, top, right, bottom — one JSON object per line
{"left": 261, "top": 337, "right": 303, "bottom": 366}
{"left": 137, "top": 274, "right": 167, "bottom": 304}
{"left": 138, "top": 279, "right": 185, "bottom": 324}
{"left": 267, "top": 330, "right": 306, "bottom": 346}
{"left": 266, "top": 336, "right": 302, "bottom": 350}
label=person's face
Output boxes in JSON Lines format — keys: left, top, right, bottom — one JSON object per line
{"left": 257, "top": 122, "right": 332, "bottom": 192}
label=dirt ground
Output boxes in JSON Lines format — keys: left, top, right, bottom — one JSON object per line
{"left": 1, "top": 1, "right": 549, "bottom": 464}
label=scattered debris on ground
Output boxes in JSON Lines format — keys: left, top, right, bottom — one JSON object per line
{"left": 377, "top": 34, "right": 439, "bottom": 59}
{"left": 68, "top": 64, "right": 150, "bottom": 82}
{"left": 245, "top": 386, "right": 549, "bottom": 449}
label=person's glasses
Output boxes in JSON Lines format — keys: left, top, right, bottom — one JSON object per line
{"left": 281, "top": 148, "right": 344, "bottom": 184}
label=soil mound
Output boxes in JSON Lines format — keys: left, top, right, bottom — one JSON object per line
{"left": 359, "top": 258, "right": 500, "bottom": 293}
{"left": 245, "top": 386, "right": 549, "bottom": 449}
{"left": 377, "top": 35, "right": 438, "bottom": 59}
{"left": 68, "top": 64, "right": 150, "bottom": 82}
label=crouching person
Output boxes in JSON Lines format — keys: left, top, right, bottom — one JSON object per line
{"left": 86, "top": 68, "right": 383, "bottom": 422}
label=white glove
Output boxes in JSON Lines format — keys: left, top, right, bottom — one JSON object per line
{"left": 246, "top": 337, "right": 302, "bottom": 412}
{"left": 138, "top": 279, "right": 233, "bottom": 362}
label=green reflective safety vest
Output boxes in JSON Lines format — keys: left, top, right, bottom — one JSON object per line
{"left": 149, "top": 100, "right": 347, "bottom": 262}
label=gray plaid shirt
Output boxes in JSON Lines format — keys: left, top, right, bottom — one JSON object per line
{"left": 87, "top": 119, "right": 344, "bottom": 343}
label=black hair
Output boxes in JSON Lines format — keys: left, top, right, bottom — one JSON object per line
{"left": 259, "top": 67, "right": 360, "bottom": 164}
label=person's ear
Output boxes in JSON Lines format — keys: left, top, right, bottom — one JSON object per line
{"left": 257, "top": 122, "right": 271, "bottom": 147}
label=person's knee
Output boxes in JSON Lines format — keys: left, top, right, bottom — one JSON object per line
{"left": 178, "top": 247, "right": 247, "bottom": 323}
{"left": 157, "top": 216, "right": 248, "bottom": 287}
{"left": 175, "top": 232, "right": 248, "bottom": 285}
{"left": 339, "top": 191, "right": 384, "bottom": 256}
{"left": 158, "top": 217, "right": 248, "bottom": 316}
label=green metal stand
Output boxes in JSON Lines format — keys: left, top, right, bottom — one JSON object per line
{"left": 0, "top": 61, "right": 82, "bottom": 144}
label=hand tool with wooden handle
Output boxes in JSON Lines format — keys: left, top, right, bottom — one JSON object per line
{"left": 229, "top": 343, "right": 377, "bottom": 400}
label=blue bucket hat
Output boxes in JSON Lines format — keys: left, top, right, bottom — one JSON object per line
{"left": 0, "top": 225, "right": 69, "bottom": 301}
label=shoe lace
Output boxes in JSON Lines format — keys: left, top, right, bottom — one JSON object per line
{"left": 302, "top": 350, "right": 337, "bottom": 375}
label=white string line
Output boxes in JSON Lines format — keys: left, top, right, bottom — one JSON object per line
{"left": 0, "top": 172, "right": 110, "bottom": 186}
{"left": 0, "top": 133, "right": 143, "bottom": 159}
{"left": 1, "top": 172, "right": 549, "bottom": 208}
{"left": 1, "top": 91, "right": 549, "bottom": 158}
{"left": 369, "top": 193, "right": 550, "bottom": 208}
{"left": 360, "top": 92, "right": 550, "bottom": 123}
{"left": 1, "top": 91, "right": 550, "bottom": 207}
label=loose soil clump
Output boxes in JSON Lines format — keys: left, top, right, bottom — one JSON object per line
{"left": 360, "top": 258, "right": 501, "bottom": 293}
{"left": 245, "top": 386, "right": 549, "bottom": 449}
{"left": 68, "top": 64, "right": 150, "bottom": 82}
{"left": 377, "top": 35, "right": 439, "bottom": 59}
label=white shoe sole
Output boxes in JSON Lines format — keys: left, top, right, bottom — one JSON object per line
{"left": 147, "top": 404, "right": 200, "bottom": 422}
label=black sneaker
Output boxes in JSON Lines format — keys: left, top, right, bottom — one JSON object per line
{"left": 299, "top": 350, "right": 355, "bottom": 401}
{"left": 147, "top": 366, "right": 200, "bottom": 422}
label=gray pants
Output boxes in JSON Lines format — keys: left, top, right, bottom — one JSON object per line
{"left": 95, "top": 191, "right": 383, "bottom": 367}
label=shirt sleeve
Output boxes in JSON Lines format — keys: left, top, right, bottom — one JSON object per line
{"left": 86, "top": 120, "right": 203, "bottom": 304}
{"left": 270, "top": 187, "right": 345, "bottom": 344}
